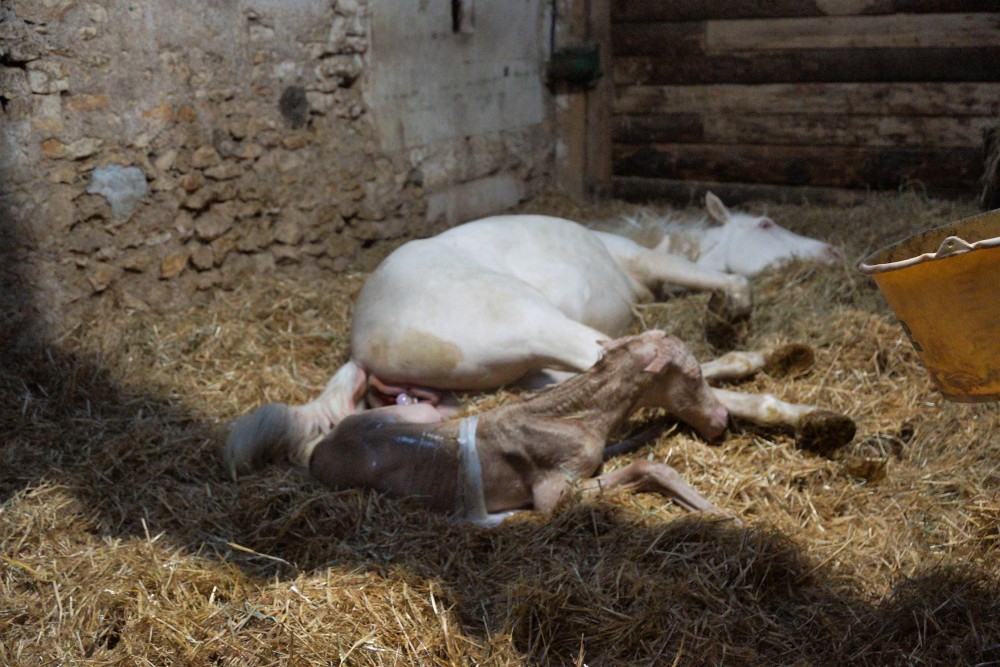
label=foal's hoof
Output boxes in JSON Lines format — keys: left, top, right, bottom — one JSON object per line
{"left": 705, "top": 290, "right": 751, "bottom": 351}
{"left": 795, "top": 410, "right": 857, "bottom": 456}
{"left": 763, "top": 344, "right": 815, "bottom": 378}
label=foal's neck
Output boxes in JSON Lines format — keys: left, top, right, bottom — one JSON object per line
{"left": 513, "top": 349, "right": 652, "bottom": 436}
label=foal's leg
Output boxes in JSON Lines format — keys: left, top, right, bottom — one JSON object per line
{"left": 582, "top": 459, "right": 719, "bottom": 513}
{"left": 528, "top": 461, "right": 718, "bottom": 516}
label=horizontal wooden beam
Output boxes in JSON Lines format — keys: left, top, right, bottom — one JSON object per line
{"left": 613, "top": 113, "right": 993, "bottom": 149}
{"left": 705, "top": 13, "right": 1000, "bottom": 52}
{"left": 614, "top": 113, "right": 703, "bottom": 144}
{"left": 614, "top": 83, "right": 1000, "bottom": 117}
{"left": 613, "top": 22, "right": 703, "bottom": 57}
{"left": 612, "top": 143, "right": 983, "bottom": 190}
{"left": 612, "top": 22, "right": 704, "bottom": 58}
{"left": 611, "top": 176, "right": 882, "bottom": 207}
{"left": 612, "top": 0, "right": 998, "bottom": 23}
{"left": 612, "top": 47, "right": 1000, "bottom": 84}
{"left": 613, "top": 16, "right": 1000, "bottom": 56}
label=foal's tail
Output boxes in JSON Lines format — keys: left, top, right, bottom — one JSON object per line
{"left": 223, "top": 360, "right": 368, "bottom": 478}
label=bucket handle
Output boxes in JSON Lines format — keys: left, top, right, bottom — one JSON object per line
{"left": 934, "top": 236, "right": 975, "bottom": 259}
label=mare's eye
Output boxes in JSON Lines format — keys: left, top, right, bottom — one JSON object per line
{"left": 758, "top": 219, "right": 775, "bottom": 230}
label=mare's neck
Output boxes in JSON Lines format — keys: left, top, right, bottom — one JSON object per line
{"left": 693, "top": 224, "right": 730, "bottom": 271}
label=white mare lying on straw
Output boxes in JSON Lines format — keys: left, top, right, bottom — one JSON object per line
{"left": 225, "top": 193, "right": 851, "bottom": 486}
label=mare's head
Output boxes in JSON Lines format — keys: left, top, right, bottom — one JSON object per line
{"left": 695, "top": 192, "right": 844, "bottom": 276}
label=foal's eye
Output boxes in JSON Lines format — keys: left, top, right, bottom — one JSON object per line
{"left": 758, "top": 219, "right": 775, "bottom": 230}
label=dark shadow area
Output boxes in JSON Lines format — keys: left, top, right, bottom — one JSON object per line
{"left": 0, "top": 180, "right": 41, "bottom": 369}
{"left": 225, "top": 493, "right": 1000, "bottom": 666}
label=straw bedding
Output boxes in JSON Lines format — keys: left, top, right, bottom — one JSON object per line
{"left": 2, "top": 191, "right": 998, "bottom": 666}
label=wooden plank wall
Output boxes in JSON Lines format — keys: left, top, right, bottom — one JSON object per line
{"left": 610, "top": 1, "right": 1000, "bottom": 203}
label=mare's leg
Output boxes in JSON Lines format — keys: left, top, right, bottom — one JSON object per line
{"left": 627, "top": 249, "right": 751, "bottom": 313}
{"left": 712, "top": 388, "right": 856, "bottom": 455}
{"left": 514, "top": 369, "right": 579, "bottom": 391}
{"left": 480, "top": 313, "right": 610, "bottom": 380}
{"left": 521, "top": 341, "right": 813, "bottom": 392}
{"left": 601, "top": 343, "right": 847, "bottom": 458}
{"left": 629, "top": 249, "right": 754, "bottom": 349}
{"left": 700, "top": 344, "right": 815, "bottom": 383}
{"left": 365, "top": 305, "right": 608, "bottom": 391}
{"left": 227, "top": 307, "right": 609, "bottom": 478}
{"left": 698, "top": 346, "right": 855, "bottom": 453}
{"left": 354, "top": 282, "right": 612, "bottom": 394}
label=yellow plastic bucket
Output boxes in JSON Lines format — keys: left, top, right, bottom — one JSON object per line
{"left": 858, "top": 208, "right": 1000, "bottom": 402}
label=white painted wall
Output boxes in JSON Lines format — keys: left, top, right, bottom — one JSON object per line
{"left": 366, "top": 0, "right": 547, "bottom": 149}
{"left": 365, "top": 0, "right": 551, "bottom": 223}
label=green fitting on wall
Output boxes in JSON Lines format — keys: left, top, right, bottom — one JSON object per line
{"left": 547, "top": 44, "right": 602, "bottom": 87}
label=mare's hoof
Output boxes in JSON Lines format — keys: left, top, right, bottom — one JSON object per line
{"left": 795, "top": 410, "right": 856, "bottom": 456}
{"left": 705, "top": 290, "right": 751, "bottom": 351}
{"left": 764, "top": 344, "right": 815, "bottom": 378}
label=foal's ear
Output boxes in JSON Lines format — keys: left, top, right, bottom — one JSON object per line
{"left": 643, "top": 351, "right": 670, "bottom": 374}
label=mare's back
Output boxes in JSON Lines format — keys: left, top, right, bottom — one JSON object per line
{"left": 359, "top": 215, "right": 643, "bottom": 328}
{"left": 434, "top": 215, "right": 642, "bottom": 310}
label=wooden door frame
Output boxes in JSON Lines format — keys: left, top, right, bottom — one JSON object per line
{"left": 553, "top": 0, "right": 612, "bottom": 201}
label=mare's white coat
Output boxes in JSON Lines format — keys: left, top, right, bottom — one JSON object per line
{"left": 350, "top": 193, "right": 840, "bottom": 392}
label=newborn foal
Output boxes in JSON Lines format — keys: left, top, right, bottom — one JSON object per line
{"left": 308, "top": 330, "right": 728, "bottom": 524}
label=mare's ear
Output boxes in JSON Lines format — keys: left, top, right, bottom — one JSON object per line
{"left": 705, "top": 191, "right": 730, "bottom": 225}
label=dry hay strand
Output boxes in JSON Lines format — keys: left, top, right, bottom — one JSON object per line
{"left": 3, "top": 191, "right": 999, "bottom": 666}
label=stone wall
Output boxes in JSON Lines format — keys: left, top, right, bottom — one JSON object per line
{"left": 0, "top": 0, "right": 554, "bottom": 351}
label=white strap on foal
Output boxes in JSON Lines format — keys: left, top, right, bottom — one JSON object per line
{"left": 456, "top": 415, "right": 488, "bottom": 522}
{"left": 457, "top": 415, "right": 517, "bottom": 527}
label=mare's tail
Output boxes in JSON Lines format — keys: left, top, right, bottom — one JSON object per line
{"left": 223, "top": 360, "right": 367, "bottom": 477}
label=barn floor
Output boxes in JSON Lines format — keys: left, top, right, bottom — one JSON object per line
{"left": 2, "top": 191, "right": 998, "bottom": 666}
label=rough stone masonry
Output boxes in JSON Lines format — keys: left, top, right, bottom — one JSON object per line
{"left": 0, "top": 0, "right": 554, "bottom": 352}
